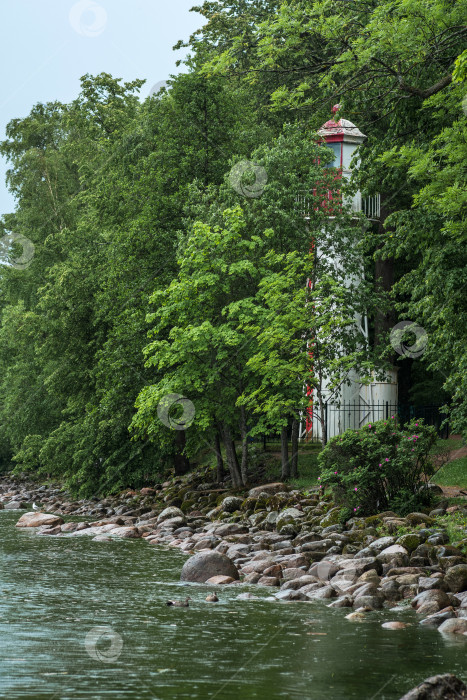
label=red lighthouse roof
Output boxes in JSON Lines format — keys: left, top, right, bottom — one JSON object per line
{"left": 318, "top": 105, "right": 366, "bottom": 143}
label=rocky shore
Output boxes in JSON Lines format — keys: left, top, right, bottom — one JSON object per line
{"left": 2, "top": 471, "right": 467, "bottom": 639}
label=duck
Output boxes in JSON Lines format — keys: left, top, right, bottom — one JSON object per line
{"left": 206, "top": 593, "right": 219, "bottom": 602}
{"left": 166, "top": 596, "right": 191, "bottom": 607}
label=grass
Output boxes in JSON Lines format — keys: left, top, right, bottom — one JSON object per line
{"left": 433, "top": 456, "right": 467, "bottom": 489}
{"left": 261, "top": 440, "right": 322, "bottom": 490}
{"left": 430, "top": 437, "right": 461, "bottom": 455}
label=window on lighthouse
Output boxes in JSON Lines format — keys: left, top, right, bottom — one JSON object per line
{"left": 323, "top": 142, "right": 342, "bottom": 168}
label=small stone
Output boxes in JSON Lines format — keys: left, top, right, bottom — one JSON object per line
{"left": 381, "top": 621, "right": 408, "bottom": 630}
{"left": 236, "top": 592, "right": 260, "bottom": 600}
{"left": 205, "top": 575, "right": 236, "bottom": 585}
{"left": 345, "top": 612, "right": 365, "bottom": 621}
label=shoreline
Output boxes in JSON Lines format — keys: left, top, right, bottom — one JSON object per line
{"left": 2, "top": 472, "right": 467, "bottom": 636}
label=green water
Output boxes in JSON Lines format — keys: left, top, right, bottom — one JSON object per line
{"left": 1, "top": 510, "right": 466, "bottom": 700}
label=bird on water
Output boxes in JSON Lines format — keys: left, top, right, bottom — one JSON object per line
{"left": 206, "top": 593, "right": 219, "bottom": 602}
{"left": 166, "top": 597, "right": 191, "bottom": 607}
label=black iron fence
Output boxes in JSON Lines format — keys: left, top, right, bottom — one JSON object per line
{"left": 262, "top": 402, "right": 449, "bottom": 444}
{"left": 323, "top": 401, "right": 449, "bottom": 443}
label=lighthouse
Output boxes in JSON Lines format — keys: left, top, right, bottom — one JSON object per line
{"left": 303, "top": 106, "right": 397, "bottom": 443}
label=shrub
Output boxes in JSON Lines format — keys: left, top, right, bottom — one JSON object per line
{"left": 317, "top": 417, "right": 438, "bottom": 516}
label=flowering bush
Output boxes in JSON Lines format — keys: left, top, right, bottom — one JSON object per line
{"left": 317, "top": 418, "right": 439, "bottom": 517}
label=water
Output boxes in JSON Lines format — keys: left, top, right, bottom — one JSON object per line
{"left": 1, "top": 509, "right": 466, "bottom": 700}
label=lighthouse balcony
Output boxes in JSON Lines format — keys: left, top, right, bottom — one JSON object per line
{"left": 295, "top": 191, "right": 380, "bottom": 221}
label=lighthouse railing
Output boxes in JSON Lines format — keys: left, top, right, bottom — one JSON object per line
{"left": 295, "top": 191, "right": 380, "bottom": 220}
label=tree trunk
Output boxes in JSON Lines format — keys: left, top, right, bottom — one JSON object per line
{"left": 281, "top": 425, "right": 290, "bottom": 480}
{"left": 214, "top": 431, "right": 224, "bottom": 484}
{"left": 221, "top": 424, "right": 242, "bottom": 488}
{"left": 319, "top": 396, "right": 327, "bottom": 448}
{"left": 239, "top": 406, "right": 249, "bottom": 486}
{"left": 290, "top": 418, "right": 299, "bottom": 478}
{"left": 173, "top": 430, "right": 190, "bottom": 475}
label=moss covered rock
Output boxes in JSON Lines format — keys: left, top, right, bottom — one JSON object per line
{"left": 276, "top": 507, "right": 304, "bottom": 528}
{"left": 241, "top": 497, "right": 258, "bottom": 511}
{"left": 396, "top": 533, "right": 423, "bottom": 552}
{"left": 319, "top": 507, "right": 341, "bottom": 527}
{"left": 221, "top": 496, "right": 244, "bottom": 513}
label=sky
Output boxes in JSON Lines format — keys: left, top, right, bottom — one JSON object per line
{"left": 0, "top": 0, "right": 204, "bottom": 217}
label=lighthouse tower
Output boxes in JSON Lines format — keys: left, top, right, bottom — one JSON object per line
{"left": 303, "top": 106, "right": 398, "bottom": 443}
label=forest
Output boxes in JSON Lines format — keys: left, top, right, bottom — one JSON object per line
{"left": 0, "top": 0, "right": 465, "bottom": 495}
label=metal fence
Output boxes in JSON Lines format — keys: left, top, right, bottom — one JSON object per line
{"left": 320, "top": 402, "right": 449, "bottom": 443}
{"left": 262, "top": 402, "right": 449, "bottom": 445}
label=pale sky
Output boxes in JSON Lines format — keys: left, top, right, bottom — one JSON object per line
{"left": 0, "top": 0, "right": 204, "bottom": 216}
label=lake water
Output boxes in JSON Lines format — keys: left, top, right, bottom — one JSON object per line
{"left": 1, "top": 509, "right": 466, "bottom": 699}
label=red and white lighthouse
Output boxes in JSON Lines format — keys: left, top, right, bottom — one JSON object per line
{"left": 302, "top": 106, "right": 396, "bottom": 443}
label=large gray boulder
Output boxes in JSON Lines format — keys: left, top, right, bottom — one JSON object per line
{"left": 180, "top": 551, "right": 239, "bottom": 583}
{"left": 399, "top": 674, "right": 467, "bottom": 699}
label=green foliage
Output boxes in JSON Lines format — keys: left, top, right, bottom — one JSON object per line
{"left": 318, "top": 418, "right": 438, "bottom": 516}
{"left": 0, "top": 0, "right": 465, "bottom": 495}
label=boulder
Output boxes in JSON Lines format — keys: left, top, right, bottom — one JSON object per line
{"left": 376, "top": 544, "right": 409, "bottom": 566}
{"left": 367, "top": 536, "right": 396, "bottom": 552}
{"left": 248, "top": 483, "right": 290, "bottom": 498}
{"left": 412, "top": 589, "right": 451, "bottom": 613}
{"left": 282, "top": 567, "right": 307, "bottom": 581}
{"left": 399, "top": 674, "right": 467, "bottom": 699}
{"left": 276, "top": 507, "right": 304, "bottom": 532}
{"left": 180, "top": 551, "right": 239, "bottom": 583}
{"left": 444, "top": 564, "right": 467, "bottom": 594}
{"left": 5, "top": 501, "right": 28, "bottom": 509}
{"left": 438, "top": 618, "right": 467, "bottom": 635}
{"left": 405, "top": 512, "right": 434, "bottom": 526}
{"left": 212, "top": 523, "right": 248, "bottom": 536}
{"left": 397, "top": 533, "right": 423, "bottom": 552}
{"left": 305, "top": 585, "right": 335, "bottom": 600}
{"left": 16, "top": 512, "right": 64, "bottom": 528}
{"left": 419, "top": 608, "right": 457, "bottom": 627}
{"left": 319, "top": 507, "right": 341, "bottom": 528}
{"left": 278, "top": 524, "right": 299, "bottom": 538}
{"left": 257, "top": 576, "right": 280, "bottom": 586}
{"left": 221, "top": 496, "right": 244, "bottom": 513}
{"left": 156, "top": 506, "right": 184, "bottom": 523}
{"left": 109, "top": 526, "right": 141, "bottom": 538}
